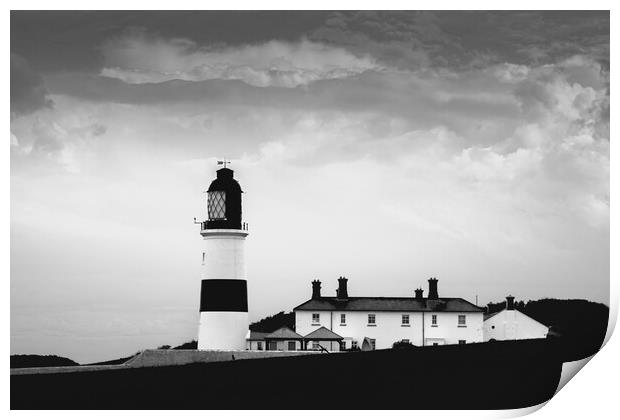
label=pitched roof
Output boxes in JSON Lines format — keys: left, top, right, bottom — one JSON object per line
{"left": 247, "top": 331, "right": 269, "bottom": 340}
{"left": 304, "top": 327, "right": 343, "bottom": 340}
{"left": 265, "top": 327, "right": 303, "bottom": 340}
{"left": 484, "top": 311, "right": 501, "bottom": 321}
{"left": 294, "top": 297, "right": 483, "bottom": 313}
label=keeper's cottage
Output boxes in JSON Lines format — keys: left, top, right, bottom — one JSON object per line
{"left": 293, "top": 277, "right": 485, "bottom": 350}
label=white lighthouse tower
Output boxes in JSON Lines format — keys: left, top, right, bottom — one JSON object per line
{"left": 197, "top": 164, "right": 249, "bottom": 350}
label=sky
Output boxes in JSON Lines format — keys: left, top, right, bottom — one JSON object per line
{"left": 10, "top": 11, "right": 609, "bottom": 363}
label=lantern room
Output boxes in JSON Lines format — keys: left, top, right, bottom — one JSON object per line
{"left": 204, "top": 167, "right": 243, "bottom": 230}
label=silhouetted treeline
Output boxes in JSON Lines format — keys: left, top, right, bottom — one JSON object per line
{"left": 249, "top": 311, "right": 295, "bottom": 332}
{"left": 11, "top": 354, "right": 78, "bottom": 369}
{"left": 173, "top": 340, "right": 197, "bottom": 350}
{"left": 486, "top": 298, "right": 609, "bottom": 361}
{"left": 486, "top": 300, "right": 526, "bottom": 313}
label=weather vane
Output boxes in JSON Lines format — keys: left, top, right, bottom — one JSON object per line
{"left": 217, "top": 159, "right": 231, "bottom": 168}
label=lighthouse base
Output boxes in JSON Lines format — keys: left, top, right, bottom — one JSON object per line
{"left": 198, "top": 311, "right": 248, "bottom": 351}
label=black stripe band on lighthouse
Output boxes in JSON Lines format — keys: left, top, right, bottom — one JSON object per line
{"left": 198, "top": 165, "right": 248, "bottom": 350}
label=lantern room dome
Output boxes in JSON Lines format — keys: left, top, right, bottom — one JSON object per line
{"left": 207, "top": 168, "right": 243, "bottom": 193}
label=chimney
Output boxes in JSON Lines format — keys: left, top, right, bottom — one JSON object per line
{"left": 506, "top": 295, "right": 515, "bottom": 311}
{"left": 336, "top": 276, "right": 349, "bottom": 299}
{"left": 427, "top": 277, "right": 439, "bottom": 300}
{"left": 312, "top": 280, "right": 321, "bottom": 299}
{"left": 414, "top": 288, "right": 424, "bottom": 300}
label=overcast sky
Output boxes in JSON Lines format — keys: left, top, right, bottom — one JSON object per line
{"left": 11, "top": 11, "right": 609, "bottom": 363}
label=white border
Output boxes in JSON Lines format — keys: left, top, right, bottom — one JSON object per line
{"left": 5, "top": 3, "right": 616, "bottom": 419}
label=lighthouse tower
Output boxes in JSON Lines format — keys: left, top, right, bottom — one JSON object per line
{"left": 197, "top": 165, "right": 249, "bottom": 350}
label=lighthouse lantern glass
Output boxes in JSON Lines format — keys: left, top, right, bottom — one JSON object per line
{"left": 207, "top": 191, "right": 226, "bottom": 220}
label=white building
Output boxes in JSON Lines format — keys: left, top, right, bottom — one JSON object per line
{"left": 294, "top": 277, "right": 484, "bottom": 350}
{"left": 483, "top": 296, "right": 549, "bottom": 341}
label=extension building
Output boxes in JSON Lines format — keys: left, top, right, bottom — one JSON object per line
{"left": 483, "top": 296, "right": 549, "bottom": 341}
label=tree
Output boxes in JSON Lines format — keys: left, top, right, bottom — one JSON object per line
{"left": 173, "top": 340, "right": 198, "bottom": 350}
{"left": 392, "top": 340, "right": 415, "bottom": 349}
{"left": 250, "top": 311, "right": 295, "bottom": 332}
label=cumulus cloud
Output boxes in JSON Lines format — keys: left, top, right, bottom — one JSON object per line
{"left": 99, "top": 29, "right": 380, "bottom": 87}
{"left": 11, "top": 105, "right": 109, "bottom": 174}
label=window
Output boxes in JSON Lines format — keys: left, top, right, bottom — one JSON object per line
{"left": 312, "top": 342, "right": 319, "bottom": 350}
{"left": 458, "top": 315, "right": 466, "bottom": 326}
{"left": 257, "top": 342, "right": 263, "bottom": 350}
{"left": 431, "top": 314, "right": 438, "bottom": 326}
{"left": 207, "top": 191, "right": 226, "bottom": 220}
{"left": 368, "top": 314, "right": 376, "bottom": 325}
{"left": 340, "top": 341, "right": 346, "bottom": 351}
{"left": 312, "top": 313, "right": 320, "bottom": 324}
{"left": 351, "top": 340, "right": 358, "bottom": 349}
{"left": 340, "top": 314, "right": 346, "bottom": 325}
{"left": 402, "top": 314, "right": 410, "bottom": 325}
{"left": 433, "top": 342, "right": 439, "bottom": 346}
{"left": 288, "top": 341, "right": 296, "bottom": 351}
{"left": 370, "top": 339, "right": 376, "bottom": 350}
{"left": 459, "top": 340, "right": 466, "bottom": 345}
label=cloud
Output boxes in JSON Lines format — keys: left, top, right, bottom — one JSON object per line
{"left": 42, "top": 55, "right": 608, "bottom": 174}
{"left": 99, "top": 29, "right": 379, "bottom": 87}
{"left": 10, "top": 104, "right": 109, "bottom": 174}
{"left": 10, "top": 53, "right": 53, "bottom": 116}
{"left": 309, "top": 11, "right": 609, "bottom": 71}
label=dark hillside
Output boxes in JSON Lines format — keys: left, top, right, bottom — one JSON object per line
{"left": 11, "top": 355, "right": 78, "bottom": 369}
{"left": 525, "top": 299, "right": 609, "bottom": 360}
{"left": 12, "top": 339, "right": 562, "bottom": 409}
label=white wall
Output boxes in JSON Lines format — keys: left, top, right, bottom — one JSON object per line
{"left": 198, "top": 311, "right": 248, "bottom": 350}
{"left": 295, "top": 310, "right": 484, "bottom": 349}
{"left": 306, "top": 340, "right": 341, "bottom": 352}
{"left": 272, "top": 340, "right": 301, "bottom": 351}
{"left": 246, "top": 340, "right": 265, "bottom": 351}
{"left": 424, "top": 312, "right": 484, "bottom": 346}
{"left": 201, "top": 230, "right": 248, "bottom": 279}
{"left": 483, "top": 310, "right": 549, "bottom": 341}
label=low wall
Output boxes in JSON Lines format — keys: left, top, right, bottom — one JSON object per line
{"left": 10, "top": 364, "right": 127, "bottom": 376}
{"left": 10, "top": 350, "right": 320, "bottom": 375}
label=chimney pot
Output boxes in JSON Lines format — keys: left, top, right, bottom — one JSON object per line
{"left": 336, "top": 276, "right": 349, "bottom": 299}
{"left": 311, "top": 280, "right": 322, "bottom": 299}
{"left": 415, "top": 288, "right": 424, "bottom": 300}
{"left": 506, "top": 295, "right": 515, "bottom": 311}
{"left": 427, "top": 277, "right": 439, "bottom": 300}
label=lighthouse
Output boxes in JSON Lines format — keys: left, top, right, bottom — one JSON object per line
{"left": 197, "top": 164, "right": 249, "bottom": 350}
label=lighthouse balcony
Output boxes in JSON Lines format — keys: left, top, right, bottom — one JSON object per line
{"left": 200, "top": 220, "right": 249, "bottom": 232}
